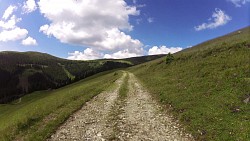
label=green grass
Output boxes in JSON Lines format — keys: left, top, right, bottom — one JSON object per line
{"left": 22, "top": 69, "right": 42, "bottom": 77}
{"left": 108, "top": 72, "right": 129, "bottom": 140}
{"left": 128, "top": 27, "right": 250, "bottom": 141}
{"left": 58, "top": 63, "right": 75, "bottom": 80}
{"left": 104, "top": 60, "right": 134, "bottom": 65}
{"left": 0, "top": 70, "right": 123, "bottom": 141}
{"left": 119, "top": 72, "right": 129, "bottom": 98}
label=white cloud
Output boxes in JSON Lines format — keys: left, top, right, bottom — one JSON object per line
{"left": 132, "top": 0, "right": 146, "bottom": 8}
{"left": 38, "top": 0, "right": 143, "bottom": 55}
{"left": 22, "top": 0, "right": 37, "bottom": 14}
{"left": 67, "top": 48, "right": 103, "bottom": 60}
{"left": 0, "top": 27, "right": 28, "bottom": 42}
{"left": 39, "top": 24, "right": 49, "bottom": 33}
{"left": 104, "top": 49, "right": 140, "bottom": 59}
{"left": 194, "top": 8, "right": 231, "bottom": 31}
{"left": 68, "top": 45, "right": 183, "bottom": 60}
{"left": 0, "top": 5, "right": 30, "bottom": 42}
{"left": 228, "top": 0, "right": 250, "bottom": 7}
{"left": 147, "top": 17, "right": 154, "bottom": 23}
{"left": 0, "top": 15, "right": 21, "bottom": 30}
{"left": 22, "top": 36, "right": 37, "bottom": 46}
{"left": 2, "top": 5, "right": 17, "bottom": 20}
{"left": 148, "top": 46, "right": 183, "bottom": 55}
{"left": 68, "top": 44, "right": 143, "bottom": 60}
{"left": 95, "top": 28, "right": 143, "bottom": 52}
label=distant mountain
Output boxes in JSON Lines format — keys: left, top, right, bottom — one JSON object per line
{"left": 0, "top": 51, "right": 163, "bottom": 103}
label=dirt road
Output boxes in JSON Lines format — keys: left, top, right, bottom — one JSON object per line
{"left": 48, "top": 72, "right": 193, "bottom": 141}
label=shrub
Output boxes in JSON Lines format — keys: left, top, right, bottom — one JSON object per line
{"left": 165, "top": 53, "right": 174, "bottom": 64}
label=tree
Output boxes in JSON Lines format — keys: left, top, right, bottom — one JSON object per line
{"left": 165, "top": 53, "right": 174, "bottom": 64}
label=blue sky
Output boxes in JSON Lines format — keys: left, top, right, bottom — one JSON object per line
{"left": 0, "top": 0, "right": 249, "bottom": 60}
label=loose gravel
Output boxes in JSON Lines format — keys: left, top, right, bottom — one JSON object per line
{"left": 48, "top": 72, "right": 194, "bottom": 141}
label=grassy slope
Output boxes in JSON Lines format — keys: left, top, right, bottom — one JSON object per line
{"left": 58, "top": 63, "right": 75, "bottom": 80}
{"left": 128, "top": 27, "right": 250, "bottom": 141}
{"left": 0, "top": 70, "right": 123, "bottom": 141}
{"left": 102, "top": 54, "right": 166, "bottom": 65}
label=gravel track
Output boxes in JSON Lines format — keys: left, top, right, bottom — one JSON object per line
{"left": 48, "top": 73, "right": 125, "bottom": 141}
{"left": 48, "top": 72, "right": 193, "bottom": 141}
{"left": 114, "top": 73, "right": 193, "bottom": 141}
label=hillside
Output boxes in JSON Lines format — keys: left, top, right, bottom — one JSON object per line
{"left": 102, "top": 54, "right": 165, "bottom": 66}
{"left": 0, "top": 52, "right": 163, "bottom": 103}
{"left": 0, "top": 69, "right": 123, "bottom": 140}
{"left": 128, "top": 26, "right": 250, "bottom": 140}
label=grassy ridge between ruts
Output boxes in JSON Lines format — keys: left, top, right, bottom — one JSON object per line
{"left": 119, "top": 72, "right": 129, "bottom": 98}
{"left": 108, "top": 72, "right": 129, "bottom": 140}
{"left": 0, "top": 70, "right": 123, "bottom": 141}
{"left": 128, "top": 27, "right": 250, "bottom": 141}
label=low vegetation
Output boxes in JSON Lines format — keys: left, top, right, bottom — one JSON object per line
{"left": 165, "top": 53, "right": 174, "bottom": 64}
{"left": 129, "top": 27, "right": 250, "bottom": 140}
{"left": 108, "top": 72, "right": 129, "bottom": 140}
{"left": 0, "top": 70, "right": 122, "bottom": 141}
{"left": 119, "top": 72, "right": 129, "bottom": 98}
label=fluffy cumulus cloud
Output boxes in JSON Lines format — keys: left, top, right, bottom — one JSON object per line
{"left": 2, "top": 5, "right": 17, "bottom": 20}
{"left": 228, "top": 0, "right": 250, "bottom": 7}
{"left": 0, "top": 27, "right": 28, "bottom": 42}
{"left": 0, "top": 15, "right": 21, "bottom": 30}
{"left": 22, "top": 36, "right": 37, "bottom": 46}
{"left": 0, "top": 5, "right": 30, "bottom": 42}
{"left": 22, "top": 0, "right": 37, "bottom": 14}
{"left": 68, "top": 46, "right": 143, "bottom": 60}
{"left": 104, "top": 49, "right": 140, "bottom": 59}
{"left": 148, "top": 46, "right": 183, "bottom": 55}
{"left": 38, "top": 0, "right": 144, "bottom": 60}
{"left": 195, "top": 8, "right": 231, "bottom": 31}
{"left": 67, "top": 48, "right": 103, "bottom": 60}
